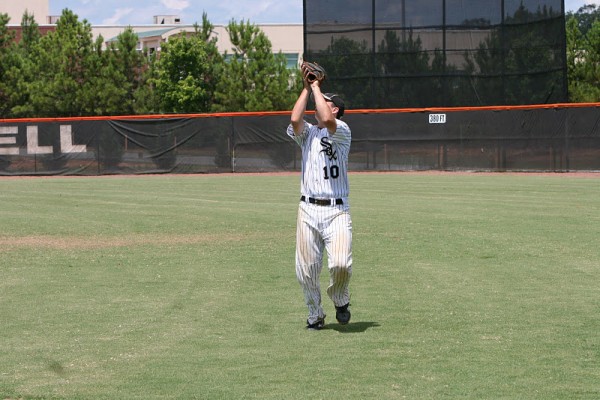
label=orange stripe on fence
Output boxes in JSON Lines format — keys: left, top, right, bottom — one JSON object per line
{"left": 0, "top": 102, "right": 598, "bottom": 123}
{"left": 0, "top": 110, "right": 292, "bottom": 123}
{"left": 347, "top": 102, "right": 600, "bottom": 114}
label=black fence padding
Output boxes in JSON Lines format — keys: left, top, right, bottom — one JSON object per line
{"left": 0, "top": 105, "right": 598, "bottom": 175}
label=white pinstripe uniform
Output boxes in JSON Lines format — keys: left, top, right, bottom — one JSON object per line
{"left": 287, "top": 118, "right": 353, "bottom": 326}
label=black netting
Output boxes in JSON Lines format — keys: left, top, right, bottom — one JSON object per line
{"left": 304, "top": 0, "right": 567, "bottom": 108}
{"left": 1, "top": 105, "right": 599, "bottom": 175}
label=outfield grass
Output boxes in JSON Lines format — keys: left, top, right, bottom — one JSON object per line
{"left": 1, "top": 172, "right": 599, "bottom": 399}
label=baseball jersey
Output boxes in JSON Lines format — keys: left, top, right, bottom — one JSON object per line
{"left": 287, "top": 120, "right": 351, "bottom": 199}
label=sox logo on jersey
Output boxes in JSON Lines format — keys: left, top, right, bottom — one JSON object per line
{"left": 320, "top": 137, "right": 337, "bottom": 160}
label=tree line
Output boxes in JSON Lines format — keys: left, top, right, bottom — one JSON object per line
{"left": 0, "top": 9, "right": 302, "bottom": 119}
{"left": 566, "top": 4, "right": 600, "bottom": 102}
{"left": 1, "top": 5, "right": 599, "bottom": 119}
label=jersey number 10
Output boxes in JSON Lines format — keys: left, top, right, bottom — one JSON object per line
{"left": 323, "top": 165, "right": 340, "bottom": 180}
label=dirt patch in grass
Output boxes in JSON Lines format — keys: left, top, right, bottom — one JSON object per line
{"left": 0, "top": 233, "right": 249, "bottom": 251}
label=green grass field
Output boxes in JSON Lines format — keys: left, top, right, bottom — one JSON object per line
{"left": 1, "top": 172, "right": 599, "bottom": 399}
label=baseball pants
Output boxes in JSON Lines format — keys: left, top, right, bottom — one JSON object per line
{"left": 295, "top": 200, "right": 353, "bottom": 325}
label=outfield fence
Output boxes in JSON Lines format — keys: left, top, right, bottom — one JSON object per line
{"left": 0, "top": 103, "right": 599, "bottom": 175}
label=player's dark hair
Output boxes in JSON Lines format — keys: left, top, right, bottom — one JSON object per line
{"left": 323, "top": 93, "right": 345, "bottom": 118}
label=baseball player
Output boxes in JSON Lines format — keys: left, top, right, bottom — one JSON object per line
{"left": 287, "top": 63, "right": 353, "bottom": 330}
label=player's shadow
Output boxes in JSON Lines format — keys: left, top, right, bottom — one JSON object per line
{"left": 326, "top": 321, "right": 380, "bottom": 333}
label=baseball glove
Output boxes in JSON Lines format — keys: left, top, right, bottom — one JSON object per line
{"left": 302, "top": 61, "right": 327, "bottom": 84}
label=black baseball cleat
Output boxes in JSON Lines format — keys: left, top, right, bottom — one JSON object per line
{"left": 306, "top": 317, "right": 325, "bottom": 330}
{"left": 335, "top": 303, "right": 351, "bottom": 325}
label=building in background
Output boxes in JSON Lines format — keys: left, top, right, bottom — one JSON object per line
{"left": 1, "top": 0, "right": 303, "bottom": 68}
{"left": 1, "top": 0, "right": 49, "bottom": 23}
{"left": 99, "top": 23, "right": 303, "bottom": 68}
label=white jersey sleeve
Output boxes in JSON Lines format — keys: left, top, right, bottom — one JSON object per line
{"left": 287, "top": 119, "right": 351, "bottom": 199}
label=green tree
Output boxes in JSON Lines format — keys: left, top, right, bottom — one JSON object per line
{"left": 78, "top": 35, "right": 127, "bottom": 115}
{"left": 196, "top": 13, "right": 222, "bottom": 110}
{"left": 212, "top": 19, "right": 298, "bottom": 112}
{"left": 133, "top": 52, "right": 161, "bottom": 114}
{"left": 0, "top": 11, "right": 47, "bottom": 118}
{"left": 583, "top": 20, "right": 600, "bottom": 99}
{"left": 567, "top": 4, "right": 600, "bottom": 36}
{"left": 6, "top": 12, "right": 42, "bottom": 117}
{"left": 136, "top": 14, "right": 220, "bottom": 115}
{"left": 104, "top": 27, "right": 147, "bottom": 115}
{"left": 0, "top": 13, "right": 13, "bottom": 49}
{"left": 566, "top": 11, "right": 600, "bottom": 102}
{"left": 5, "top": 11, "right": 146, "bottom": 118}
{"left": 12, "top": 9, "right": 96, "bottom": 117}
{"left": 567, "top": 16, "right": 587, "bottom": 101}
{"left": 152, "top": 21, "right": 219, "bottom": 113}
{"left": 19, "top": 11, "right": 41, "bottom": 51}
{"left": 0, "top": 13, "right": 16, "bottom": 117}
{"left": 77, "top": 27, "right": 148, "bottom": 116}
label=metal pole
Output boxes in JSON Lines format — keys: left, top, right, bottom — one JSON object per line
{"left": 230, "top": 117, "right": 235, "bottom": 173}
{"left": 501, "top": 0, "right": 506, "bottom": 103}
{"left": 302, "top": 0, "right": 307, "bottom": 59}
{"left": 442, "top": 0, "right": 447, "bottom": 104}
{"left": 560, "top": 0, "right": 569, "bottom": 101}
{"left": 402, "top": 0, "right": 406, "bottom": 42}
{"left": 371, "top": 0, "right": 376, "bottom": 106}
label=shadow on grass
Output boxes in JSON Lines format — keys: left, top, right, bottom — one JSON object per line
{"left": 325, "top": 321, "right": 380, "bottom": 333}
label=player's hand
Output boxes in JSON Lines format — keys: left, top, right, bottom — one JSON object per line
{"left": 309, "top": 79, "right": 321, "bottom": 91}
{"left": 301, "top": 66, "right": 313, "bottom": 90}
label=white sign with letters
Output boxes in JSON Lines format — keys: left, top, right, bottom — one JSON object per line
{"left": 0, "top": 125, "right": 87, "bottom": 155}
{"left": 428, "top": 113, "right": 447, "bottom": 124}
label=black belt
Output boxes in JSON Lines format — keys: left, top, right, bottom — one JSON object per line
{"left": 300, "top": 196, "right": 343, "bottom": 206}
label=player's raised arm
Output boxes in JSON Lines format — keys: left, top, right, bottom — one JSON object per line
{"left": 290, "top": 65, "right": 313, "bottom": 135}
{"left": 290, "top": 88, "right": 310, "bottom": 135}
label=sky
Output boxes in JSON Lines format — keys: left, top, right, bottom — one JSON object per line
{"left": 48, "top": 0, "right": 598, "bottom": 26}
{"left": 48, "top": 0, "right": 304, "bottom": 25}
{"left": 567, "top": 0, "right": 600, "bottom": 12}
